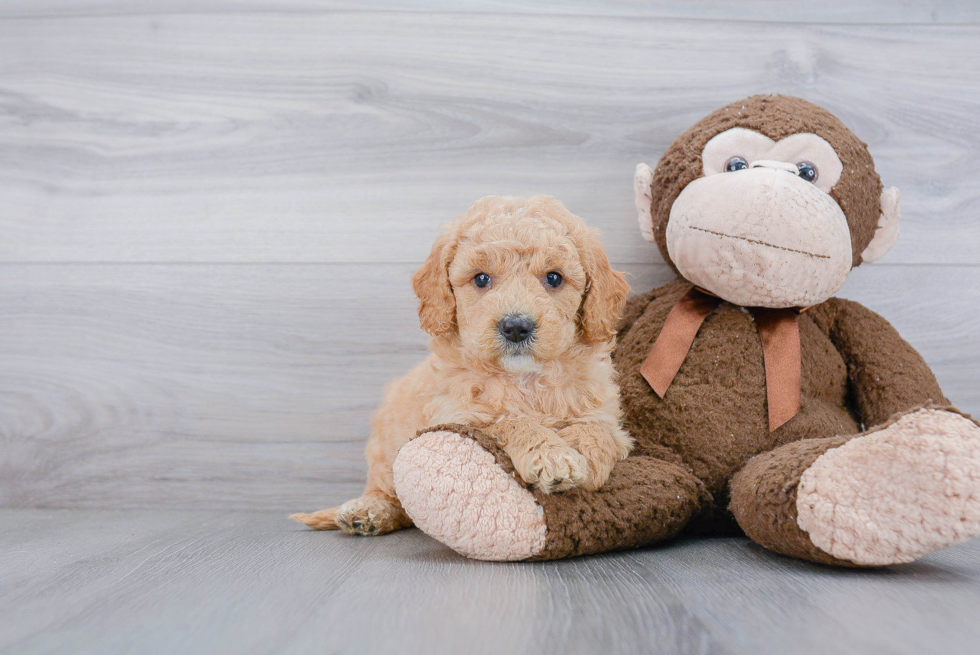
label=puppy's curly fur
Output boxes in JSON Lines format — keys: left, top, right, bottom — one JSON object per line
{"left": 291, "top": 196, "right": 632, "bottom": 535}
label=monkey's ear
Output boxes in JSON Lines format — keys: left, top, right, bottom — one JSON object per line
{"left": 411, "top": 230, "right": 458, "bottom": 336}
{"left": 634, "top": 163, "right": 656, "bottom": 243}
{"left": 580, "top": 229, "right": 631, "bottom": 343}
{"left": 861, "top": 187, "right": 901, "bottom": 263}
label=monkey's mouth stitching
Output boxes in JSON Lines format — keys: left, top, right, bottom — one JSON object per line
{"left": 689, "top": 226, "right": 829, "bottom": 259}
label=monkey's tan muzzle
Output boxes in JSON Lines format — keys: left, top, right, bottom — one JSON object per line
{"left": 666, "top": 167, "right": 853, "bottom": 308}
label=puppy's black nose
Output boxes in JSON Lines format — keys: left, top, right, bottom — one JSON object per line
{"left": 498, "top": 315, "right": 535, "bottom": 343}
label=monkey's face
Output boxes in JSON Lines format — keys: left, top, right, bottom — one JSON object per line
{"left": 665, "top": 128, "right": 853, "bottom": 308}
{"left": 637, "top": 96, "right": 901, "bottom": 308}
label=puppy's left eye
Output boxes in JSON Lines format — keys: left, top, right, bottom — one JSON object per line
{"left": 473, "top": 272, "right": 491, "bottom": 288}
{"left": 544, "top": 271, "right": 563, "bottom": 288}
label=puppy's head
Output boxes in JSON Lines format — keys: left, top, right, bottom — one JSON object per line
{"left": 412, "top": 196, "right": 629, "bottom": 372}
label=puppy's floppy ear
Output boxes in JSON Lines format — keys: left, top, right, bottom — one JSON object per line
{"left": 412, "top": 229, "right": 458, "bottom": 336}
{"left": 579, "top": 229, "right": 630, "bottom": 343}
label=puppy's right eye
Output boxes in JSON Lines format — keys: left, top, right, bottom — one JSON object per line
{"left": 473, "top": 273, "right": 491, "bottom": 289}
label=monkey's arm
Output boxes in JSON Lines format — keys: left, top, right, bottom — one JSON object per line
{"left": 809, "top": 297, "right": 949, "bottom": 427}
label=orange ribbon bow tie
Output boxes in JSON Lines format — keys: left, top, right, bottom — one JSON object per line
{"left": 639, "top": 286, "right": 803, "bottom": 432}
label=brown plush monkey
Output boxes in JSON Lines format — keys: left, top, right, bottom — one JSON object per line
{"left": 390, "top": 96, "right": 980, "bottom": 566}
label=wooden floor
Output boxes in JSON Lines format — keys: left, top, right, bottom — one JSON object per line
{"left": 2, "top": 1, "right": 980, "bottom": 653}
{"left": 2, "top": 509, "right": 980, "bottom": 655}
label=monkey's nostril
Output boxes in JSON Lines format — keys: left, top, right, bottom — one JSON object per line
{"left": 498, "top": 315, "right": 535, "bottom": 343}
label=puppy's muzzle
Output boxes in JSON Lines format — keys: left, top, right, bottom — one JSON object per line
{"left": 498, "top": 314, "right": 536, "bottom": 344}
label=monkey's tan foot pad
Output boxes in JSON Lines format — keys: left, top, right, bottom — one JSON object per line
{"left": 797, "top": 409, "right": 980, "bottom": 566}
{"left": 392, "top": 430, "right": 547, "bottom": 561}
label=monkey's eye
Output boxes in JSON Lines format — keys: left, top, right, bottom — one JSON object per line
{"left": 473, "top": 273, "right": 491, "bottom": 288}
{"left": 797, "top": 161, "right": 818, "bottom": 183}
{"left": 544, "top": 271, "right": 563, "bottom": 288}
{"left": 724, "top": 156, "right": 748, "bottom": 172}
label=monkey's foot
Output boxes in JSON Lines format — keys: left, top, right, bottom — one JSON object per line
{"left": 797, "top": 408, "right": 980, "bottom": 565}
{"left": 392, "top": 430, "right": 548, "bottom": 561}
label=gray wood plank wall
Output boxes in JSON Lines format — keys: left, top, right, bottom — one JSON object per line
{"left": 1, "top": 1, "right": 978, "bottom": 510}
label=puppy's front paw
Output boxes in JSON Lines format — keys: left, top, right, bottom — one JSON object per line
{"left": 516, "top": 444, "right": 588, "bottom": 494}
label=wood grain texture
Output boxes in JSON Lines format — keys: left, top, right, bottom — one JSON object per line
{"left": 0, "top": 2, "right": 978, "bottom": 512}
{"left": 1, "top": 262, "right": 976, "bottom": 510}
{"left": 2, "top": 6, "right": 980, "bottom": 648}
{"left": 2, "top": 509, "right": 980, "bottom": 655}
{"left": 1, "top": 0, "right": 978, "bottom": 23}
{"left": 1, "top": 12, "right": 979, "bottom": 265}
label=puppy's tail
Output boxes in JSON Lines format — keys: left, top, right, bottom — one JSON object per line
{"left": 289, "top": 507, "right": 340, "bottom": 530}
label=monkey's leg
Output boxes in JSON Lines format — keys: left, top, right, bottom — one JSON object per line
{"left": 730, "top": 408, "right": 980, "bottom": 566}
{"left": 392, "top": 425, "right": 711, "bottom": 561}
